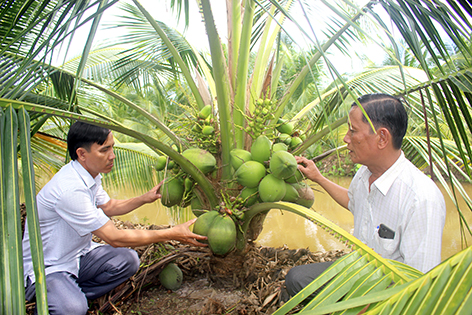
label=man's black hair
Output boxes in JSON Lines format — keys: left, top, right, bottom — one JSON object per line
{"left": 67, "top": 121, "right": 111, "bottom": 160}
{"left": 351, "top": 93, "right": 408, "bottom": 150}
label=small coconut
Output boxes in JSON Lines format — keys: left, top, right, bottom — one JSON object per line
{"left": 198, "top": 104, "right": 212, "bottom": 119}
{"left": 282, "top": 183, "right": 300, "bottom": 202}
{"left": 276, "top": 118, "right": 294, "bottom": 135}
{"left": 235, "top": 161, "right": 266, "bottom": 188}
{"left": 159, "top": 263, "right": 183, "bottom": 291}
{"left": 251, "top": 135, "right": 272, "bottom": 163}
{"left": 293, "top": 182, "right": 315, "bottom": 208}
{"left": 258, "top": 174, "right": 286, "bottom": 202}
{"left": 290, "top": 136, "right": 303, "bottom": 149}
{"left": 193, "top": 210, "right": 219, "bottom": 243}
{"left": 269, "top": 150, "right": 298, "bottom": 180}
{"left": 272, "top": 142, "right": 288, "bottom": 152}
{"left": 230, "top": 149, "right": 252, "bottom": 171}
{"left": 202, "top": 125, "right": 215, "bottom": 135}
{"left": 279, "top": 133, "right": 292, "bottom": 145}
{"left": 207, "top": 215, "right": 237, "bottom": 255}
{"left": 285, "top": 169, "right": 304, "bottom": 183}
{"left": 161, "top": 176, "right": 184, "bottom": 207}
{"left": 155, "top": 155, "right": 167, "bottom": 171}
{"left": 182, "top": 148, "right": 216, "bottom": 174}
{"left": 240, "top": 186, "right": 259, "bottom": 207}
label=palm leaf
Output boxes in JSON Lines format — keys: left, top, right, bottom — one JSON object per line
{"left": 18, "top": 107, "right": 48, "bottom": 315}
{"left": 0, "top": 105, "right": 24, "bottom": 314}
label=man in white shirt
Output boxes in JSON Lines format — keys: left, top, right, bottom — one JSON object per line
{"left": 285, "top": 93, "right": 446, "bottom": 297}
{"left": 23, "top": 121, "right": 207, "bottom": 315}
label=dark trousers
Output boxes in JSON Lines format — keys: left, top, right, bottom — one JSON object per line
{"left": 25, "top": 245, "right": 139, "bottom": 315}
{"left": 285, "top": 261, "right": 335, "bottom": 297}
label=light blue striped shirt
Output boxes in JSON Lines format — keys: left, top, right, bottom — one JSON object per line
{"left": 23, "top": 160, "right": 110, "bottom": 284}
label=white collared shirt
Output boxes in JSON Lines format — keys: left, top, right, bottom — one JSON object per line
{"left": 348, "top": 152, "right": 446, "bottom": 273}
{"left": 23, "top": 160, "right": 110, "bottom": 284}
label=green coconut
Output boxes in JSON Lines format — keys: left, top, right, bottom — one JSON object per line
{"left": 230, "top": 149, "right": 252, "bottom": 171}
{"left": 190, "top": 194, "right": 207, "bottom": 217}
{"left": 282, "top": 183, "right": 300, "bottom": 202}
{"left": 290, "top": 136, "right": 303, "bottom": 149}
{"left": 293, "top": 182, "right": 315, "bottom": 208}
{"left": 182, "top": 148, "right": 216, "bottom": 175}
{"left": 258, "top": 174, "right": 286, "bottom": 202}
{"left": 159, "top": 263, "right": 183, "bottom": 291}
{"left": 207, "top": 215, "right": 237, "bottom": 256}
{"left": 269, "top": 150, "right": 298, "bottom": 180}
{"left": 272, "top": 142, "right": 288, "bottom": 152}
{"left": 285, "top": 169, "right": 304, "bottom": 183}
{"left": 156, "top": 155, "right": 167, "bottom": 171}
{"left": 202, "top": 125, "right": 214, "bottom": 135}
{"left": 161, "top": 176, "right": 184, "bottom": 207}
{"left": 251, "top": 135, "right": 272, "bottom": 163}
{"left": 193, "top": 211, "right": 219, "bottom": 243}
{"left": 276, "top": 118, "right": 294, "bottom": 135}
{"left": 279, "top": 133, "right": 292, "bottom": 145}
{"left": 198, "top": 104, "right": 212, "bottom": 119}
{"left": 235, "top": 161, "right": 266, "bottom": 188}
{"left": 240, "top": 186, "right": 259, "bottom": 207}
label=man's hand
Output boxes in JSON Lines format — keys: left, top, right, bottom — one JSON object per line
{"left": 295, "top": 156, "right": 323, "bottom": 183}
{"left": 141, "top": 180, "right": 164, "bottom": 204}
{"left": 169, "top": 218, "right": 208, "bottom": 247}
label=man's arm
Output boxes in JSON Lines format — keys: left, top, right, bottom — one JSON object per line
{"left": 295, "top": 156, "right": 349, "bottom": 209}
{"left": 93, "top": 218, "right": 207, "bottom": 247}
{"left": 98, "top": 182, "right": 162, "bottom": 217}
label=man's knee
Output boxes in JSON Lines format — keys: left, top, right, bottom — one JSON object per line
{"left": 285, "top": 265, "right": 307, "bottom": 297}
{"left": 50, "top": 296, "right": 88, "bottom": 315}
{"left": 285, "top": 262, "right": 335, "bottom": 297}
{"left": 120, "top": 248, "right": 139, "bottom": 277}
{"left": 46, "top": 272, "right": 88, "bottom": 315}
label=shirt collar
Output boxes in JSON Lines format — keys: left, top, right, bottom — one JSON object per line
{"left": 71, "top": 160, "right": 102, "bottom": 189}
{"left": 371, "top": 151, "right": 405, "bottom": 196}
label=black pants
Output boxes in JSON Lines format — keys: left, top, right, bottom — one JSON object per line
{"left": 285, "top": 261, "right": 335, "bottom": 297}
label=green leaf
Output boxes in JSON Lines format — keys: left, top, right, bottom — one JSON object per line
{"left": 1, "top": 105, "right": 24, "bottom": 314}
{"left": 18, "top": 107, "right": 48, "bottom": 314}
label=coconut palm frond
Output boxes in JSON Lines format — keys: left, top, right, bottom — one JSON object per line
{"left": 404, "top": 136, "right": 472, "bottom": 242}
{"left": 379, "top": 0, "right": 472, "bottom": 75}
{"left": 106, "top": 3, "right": 200, "bottom": 81}
{"left": 278, "top": 245, "right": 472, "bottom": 314}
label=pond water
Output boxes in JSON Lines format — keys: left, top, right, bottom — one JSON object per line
{"left": 115, "top": 176, "right": 472, "bottom": 263}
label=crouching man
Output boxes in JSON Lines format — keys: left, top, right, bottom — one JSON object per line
{"left": 23, "top": 121, "right": 206, "bottom": 314}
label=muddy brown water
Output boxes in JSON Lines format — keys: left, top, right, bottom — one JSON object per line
{"left": 114, "top": 176, "right": 472, "bottom": 263}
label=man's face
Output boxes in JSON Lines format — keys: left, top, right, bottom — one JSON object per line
{"left": 79, "top": 132, "right": 115, "bottom": 178}
{"left": 343, "top": 106, "right": 379, "bottom": 165}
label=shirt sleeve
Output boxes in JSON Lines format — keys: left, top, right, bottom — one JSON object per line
{"left": 400, "top": 185, "right": 446, "bottom": 273}
{"left": 55, "top": 187, "right": 110, "bottom": 237}
{"left": 95, "top": 185, "right": 111, "bottom": 206}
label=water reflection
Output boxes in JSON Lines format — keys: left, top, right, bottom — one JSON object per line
{"left": 115, "top": 177, "right": 472, "bottom": 263}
